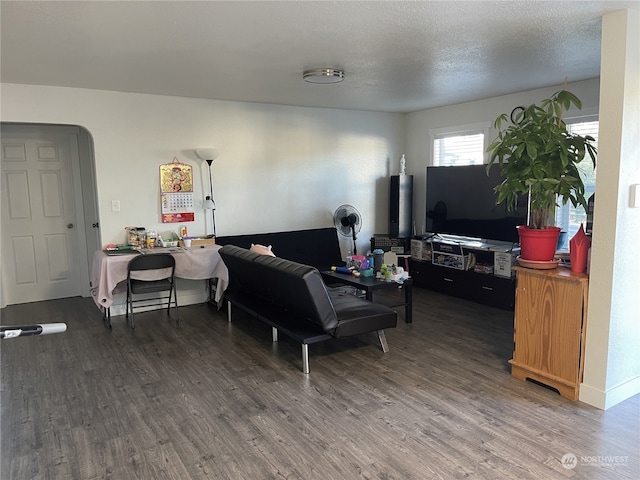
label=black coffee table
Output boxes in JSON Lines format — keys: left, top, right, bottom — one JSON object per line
{"left": 321, "top": 271, "right": 413, "bottom": 323}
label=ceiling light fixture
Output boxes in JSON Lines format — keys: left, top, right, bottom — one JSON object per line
{"left": 303, "top": 68, "right": 345, "bottom": 84}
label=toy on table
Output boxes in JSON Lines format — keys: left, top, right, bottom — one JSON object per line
{"left": 331, "top": 266, "right": 361, "bottom": 277}
{"left": 377, "top": 263, "right": 409, "bottom": 283}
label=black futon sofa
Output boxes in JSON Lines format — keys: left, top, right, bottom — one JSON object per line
{"left": 219, "top": 245, "right": 398, "bottom": 373}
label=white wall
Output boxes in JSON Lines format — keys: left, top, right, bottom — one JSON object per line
{"left": 581, "top": 9, "right": 640, "bottom": 410}
{"left": 0, "top": 83, "right": 404, "bottom": 255}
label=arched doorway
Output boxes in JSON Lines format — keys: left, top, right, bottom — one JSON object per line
{"left": 1, "top": 123, "right": 100, "bottom": 307}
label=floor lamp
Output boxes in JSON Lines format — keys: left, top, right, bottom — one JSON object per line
{"left": 195, "top": 148, "right": 218, "bottom": 237}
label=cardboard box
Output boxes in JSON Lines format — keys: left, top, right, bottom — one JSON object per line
{"left": 494, "top": 251, "right": 516, "bottom": 278}
{"left": 431, "top": 241, "right": 467, "bottom": 270}
{"left": 410, "top": 239, "right": 424, "bottom": 259}
{"left": 179, "top": 237, "right": 216, "bottom": 247}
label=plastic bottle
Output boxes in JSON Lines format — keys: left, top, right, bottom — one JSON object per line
{"left": 146, "top": 230, "right": 156, "bottom": 248}
{"left": 346, "top": 249, "right": 353, "bottom": 268}
{"left": 373, "top": 249, "right": 384, "bottom": 272}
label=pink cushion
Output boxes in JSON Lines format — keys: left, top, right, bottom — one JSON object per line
{"left": 250, "top": 243, "right": 276, "bottom": 257}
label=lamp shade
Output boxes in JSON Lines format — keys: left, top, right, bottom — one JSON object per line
{"left": 195, "top": 148, "right": 218, "bottom": 161}
{"left": 203, "top": 196, "right": 216, "bottom": 210}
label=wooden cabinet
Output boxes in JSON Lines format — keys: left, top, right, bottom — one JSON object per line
{"left": 510, "top": 267, "right": 589, "bottom": 400}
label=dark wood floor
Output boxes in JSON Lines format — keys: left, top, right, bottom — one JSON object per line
{"left": 1, "top": 288, "right": 638, "bottom": 479}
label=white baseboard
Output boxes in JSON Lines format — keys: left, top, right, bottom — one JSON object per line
{"left": 580, "top": 376, "right": 640, "bottom": 409}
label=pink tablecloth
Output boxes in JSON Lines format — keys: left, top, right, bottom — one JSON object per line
{"left": 89, "top": 245, "right": 228, "bottom": 309}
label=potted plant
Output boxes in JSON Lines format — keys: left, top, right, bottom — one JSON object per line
{"left": 486, "top": 90, "right": 597, "bottom": 263}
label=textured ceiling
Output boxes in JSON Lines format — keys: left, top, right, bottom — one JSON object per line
{"left": 1, "top": 1, "right": 637, "bottom": 113}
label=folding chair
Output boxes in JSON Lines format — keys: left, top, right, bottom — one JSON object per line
{"left": 126, "top": 253, "right": 178, "bottom": 329}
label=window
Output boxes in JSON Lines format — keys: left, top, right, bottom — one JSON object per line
{"left": 430, "top": 123, "right": 490, "bottom": 167}
{"left": 555, "top": 119, "right": 598, "bottom": 246}
{"left": 433, "top": 132, "right": 485, "bottom": 166}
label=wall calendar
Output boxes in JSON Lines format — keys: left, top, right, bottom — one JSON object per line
{"left": 160, "top": 158, "right": 195, "bottom": 223}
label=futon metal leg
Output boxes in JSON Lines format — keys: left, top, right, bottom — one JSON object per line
{"left": 272, "top": 327, "right": 278, "bottom": 342}
{"left": 301, "top": 344, "right": 310, "bottom": 374}
{"left": 227, "top": 301, "right": 232, "bottom": 322}
{"left": 377, "top": 330, "right": 389, "bottom": 353}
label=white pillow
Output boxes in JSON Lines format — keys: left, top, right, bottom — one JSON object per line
{"left": 250, "top": 243, "right": 276, "bottom": 257}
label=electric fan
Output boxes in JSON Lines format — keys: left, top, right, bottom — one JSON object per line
{"left": 333, "top": 204, "right": 362, "bottom": 255}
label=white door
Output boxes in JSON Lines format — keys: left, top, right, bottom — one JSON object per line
{"left": 1, "top": 129, "right": 83, "bottom": 304}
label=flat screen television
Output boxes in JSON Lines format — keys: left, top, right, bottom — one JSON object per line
{"left": 425, "top": 164, "right": 527, "bottom": 244}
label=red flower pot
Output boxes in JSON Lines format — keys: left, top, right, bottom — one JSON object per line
{"left": 517, "top": 225, "right": 561, "bottom": 261}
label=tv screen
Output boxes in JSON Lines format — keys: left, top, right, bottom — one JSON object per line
{"left": 425, "top": 164, "right": 527, "bottom": 244}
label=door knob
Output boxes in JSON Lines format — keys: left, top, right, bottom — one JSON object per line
{"left": 67, "top": 223, "right": 74, "bottom": 229}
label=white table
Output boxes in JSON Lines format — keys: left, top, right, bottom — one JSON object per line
{"left": 90, "top": 245, "right": 228, "bottom": 315}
